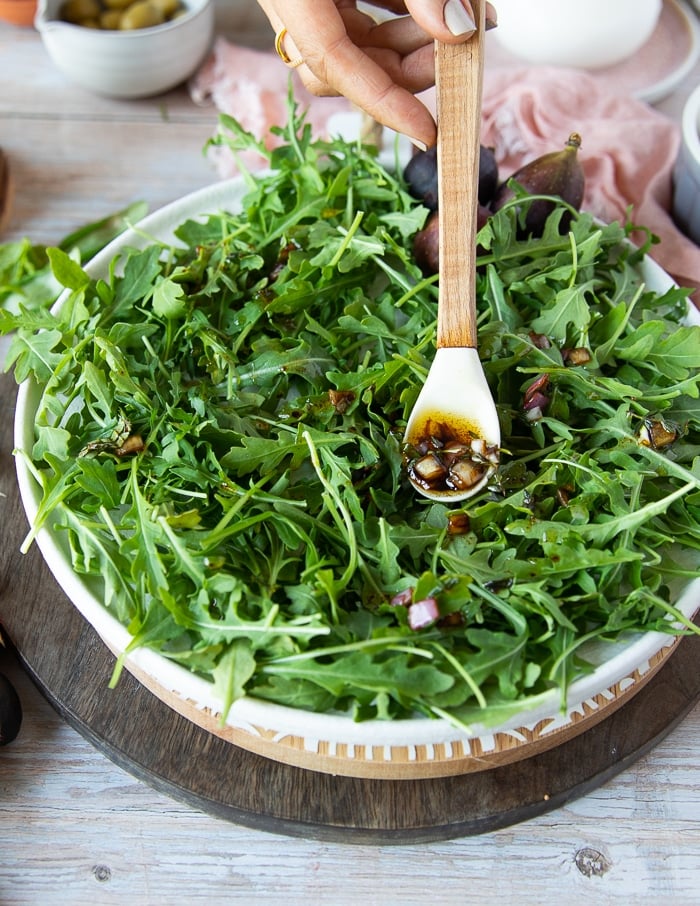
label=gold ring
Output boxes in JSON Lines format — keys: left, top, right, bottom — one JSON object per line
{"left": 274, "top": 28, "right": 303, "bottom": 68}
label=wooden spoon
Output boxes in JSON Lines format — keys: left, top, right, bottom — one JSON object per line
{"left": 404, "top": 6, "right": 500, "bottom": 502}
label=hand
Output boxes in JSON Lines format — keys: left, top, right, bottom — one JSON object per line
{"left": 256, "top": 1, "right": 497, "bottom": 150}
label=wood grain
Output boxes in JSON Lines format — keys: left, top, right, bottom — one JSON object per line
{"left": 2, "top": 573, "right": 699, "bottom": 846}
{"left": 2, "top": 646, "right": 699, "bottom": 903}
{"left": 435, "top": 30, "right": 483, "bottom": 349}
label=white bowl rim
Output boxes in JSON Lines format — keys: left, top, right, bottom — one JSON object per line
{"left": 12, "top": 177, "right": 700, "bottom": 750}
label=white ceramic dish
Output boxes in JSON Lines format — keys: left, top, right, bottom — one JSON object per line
{"left": 13, "top": 179, "right": 700, "bottom": 778}
{"left": 673, "top": 82, "right": 700, "bottom": 244}
{"left": 492, "top": 0, "right": 663, "bottom": 70}
{"left": 34, "top": 0, "right": 214, "bottom": 99}
{"left": 637, "top": 0, "right": 700, "bottom": 105}
{"left": 486, "top": 0, "right": 700, "bottom": 105}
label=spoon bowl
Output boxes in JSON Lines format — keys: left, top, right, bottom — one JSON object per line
{"left": 404, "top": 347, "right": 500, "bottom": 499}
{"left": 404, "top": 3, "right": 500, "bottom": 502}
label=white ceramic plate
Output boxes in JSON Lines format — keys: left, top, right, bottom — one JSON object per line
{"left": 13, "top": 179, "right": 700, "bottom": 778}
{"left": 486, "top": 0, "right": 700, "bottom": 105}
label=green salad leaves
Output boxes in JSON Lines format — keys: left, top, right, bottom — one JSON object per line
{"left": 0, "top": 202, "right": 149, "bottom": 318}
{"left": 3, "top": 100, "right": 699, "bottom": 729}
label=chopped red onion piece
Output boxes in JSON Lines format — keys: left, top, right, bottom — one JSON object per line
{"left": 638, "top": 418, "right": 679, "bottom": 449}
{"left": 407, "top": 596, "right": 440, "bottom": 630}
{"left": 523, "top": 390, "right": 550, "bottom": 413}
{"left": 448, "top": 458, "right": 486, "bottom": 489}
{"left": 442, "top": 441, "right": 470, "bottom": 455}
{"left": 390, "top": 588, "right": 414, "bottom": 608}
{"left": 523, "top": 373, "right": 550, "bottom": 408}
{"left": 413, "top": 453, "right": 447, "bottom": 482}
{"left": 447, "top": 512, "right": 471, "bottom": 534}
{"left": 470, "top": 437, "right": 486, "bottom": 457}
{"left": 529, "top": 331, "right": 551, "bottom": 349}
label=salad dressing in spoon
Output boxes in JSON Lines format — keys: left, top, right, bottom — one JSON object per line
{"left": 404, "top": 4, "right": 500, "bottom": 501}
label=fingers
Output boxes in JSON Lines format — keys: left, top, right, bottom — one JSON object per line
{"left": 359, "top": 11, "right": 431, "bottom": 55}
{"left": 257, "top": 0, "right": 497, "bottom": 150}
{"left": 402, "top": 0, "right": 497, "bottom": 40}
{"left": 301, "top": 30, "right": 438, "bottom": 148}
{"left": 408, "top": 0, "right": 477, "bottom": 40}
{"left": 341, "top": 9, "right": 436, "bottom": 91}
{"left": 260, "top": 0, "right": 438, "bottom": 148}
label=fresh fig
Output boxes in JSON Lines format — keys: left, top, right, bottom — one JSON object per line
{"left": 478, "top": 145, "right": 499, "bottom": 207}
{"left": 413, "top": 210, "right": 440, "bottom": 274}
{"left": 413, "top": 205, "right": 491, "bottom": 276}
{"left": 404, "top": 144, "right": 500, "bottom": 211}
{"left": 404, "top": 146, "right": 439, "bottom": 210}
{"left": 491, "top": 133, "right": 585, "bottom": 236}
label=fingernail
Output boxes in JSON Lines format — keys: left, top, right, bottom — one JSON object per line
{"left": 443, "top": 0, "right": 476, "bottom": 37}
{"left": 411, "top": 137, "right": 428, "bottom": 153}
{"left": 485, "top": 16, "right": 498, "bottom": 31}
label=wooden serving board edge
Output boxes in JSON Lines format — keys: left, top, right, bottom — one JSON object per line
{"left": 9, "top": 620, "right": 699, "bottom": 844}
{"left": 114, "top": 638, "right": 680, "bottom": 780}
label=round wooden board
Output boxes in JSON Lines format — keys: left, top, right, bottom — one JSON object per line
{"left": 1, "top": 372, "right": 699, "bottom": 843}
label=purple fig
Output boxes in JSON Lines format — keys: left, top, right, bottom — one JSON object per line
{"left": 413, "top": 211, "right": 440, "bottom": 274}
{"left": 491, "top": 133, "right": 585, "bottom": 236}
{"left": 404, "top": 144, "right": 500, "bottom": 211}
{"left": 413, "top": 206, "right": 490, "bottom": 276}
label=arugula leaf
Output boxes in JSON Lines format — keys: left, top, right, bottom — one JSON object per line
{"left": 5, "top": 328, "right": 64, "bottom": 383}
{"left": 0, "top": 201, "right": 147, "bottom": 316}
{"left": 529, "top": 282, "right": 594, "bottom": 343}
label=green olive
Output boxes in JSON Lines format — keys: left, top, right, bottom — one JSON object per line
{"left": 99, "top": 9, "right": 123, "bottom": 28}
{"left": 60, "top": 0, "right": 101, "bottom": 24}
{"left": 102, "top": 0, "right": 135, "bottom": 9}
{"left": 118, "top": 1, "right": 165, "bottom": 29}
{"left": 149, "top": 0, "right": 182, "bottom": 17}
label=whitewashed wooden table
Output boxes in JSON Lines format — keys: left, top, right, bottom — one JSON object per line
{"left": 1, "top": 4, "right": 699, "bottom": 903}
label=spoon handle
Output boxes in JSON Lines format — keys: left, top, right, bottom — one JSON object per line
{"left": 435, "top": 1, "right": 485, "bottom": 350}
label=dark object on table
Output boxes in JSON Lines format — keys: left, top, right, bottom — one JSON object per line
{"left": 0, "top": 670, "right": 22, "bottom": 745}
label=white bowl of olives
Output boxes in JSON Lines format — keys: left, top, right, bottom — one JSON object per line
{"left": 34, "top": 0, "right": 214, "bottom": 99}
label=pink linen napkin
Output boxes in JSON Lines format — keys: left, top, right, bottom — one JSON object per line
{"left": 480, "top": 66, "right": 700, "bottom": 302}
{"left": 189, "top": 38, "right": 352, "bottom": 173}
{"left": 189, "top": 41, "right": 699, "bottom": 301}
